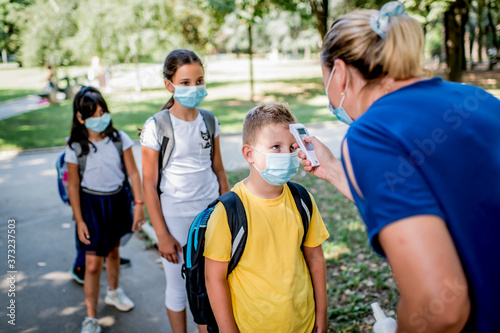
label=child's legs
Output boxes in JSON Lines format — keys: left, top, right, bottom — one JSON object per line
{"left": 84, "top": 253, "right": 104, "bottom": 318}
{"left": 74, "top": 227, "right": 86, "bottom": 267}
{"left": 161, "top": 256, "right": 187, "bottom": 312}
{"left": 106, "top": 243, "right": 120, "bottom": 290}
{"left": 161, "top": 215, "right": 195, "bottom": 331}
{"left": 166, "top": 307, "right": 186, "bottom": 333}
{"left": 162, "top": 257, "right": 187, "bottom": 333}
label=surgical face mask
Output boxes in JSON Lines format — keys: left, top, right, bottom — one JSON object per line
{"left": 171, "top": 82, "right": 208, "bottom": 108}
{"left": 251, "top": 146, "right": 299, "bottom": 186}
{"left": 85, "top": 112, "right": 111, "bottom": 133}
{"left": 325, "top": 66, "right": 353, "bottom": 125}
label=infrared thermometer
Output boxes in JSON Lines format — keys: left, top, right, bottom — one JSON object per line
{"left": 289, "top": 123, "right": 320, "bottom": 167}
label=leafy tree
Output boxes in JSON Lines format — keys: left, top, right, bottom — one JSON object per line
{"left": 20, "top": 0, "right": 79, "bottom": 67}
{"left": 444, "top": 0, "right": 468, "bottom": 81}
{"left": 0, "top": 0, "right": 33, "bottom": 64}
{"left": 200, "top": 0, "right": 297, "bottom": 101}
{"left": 308, "top": 0, "right": 329, "bottom": 40}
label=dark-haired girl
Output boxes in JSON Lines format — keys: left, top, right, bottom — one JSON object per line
{"left": 66, "top": 86, "right": 145, "bottom": 333}
{"left": 141, "top": 49, "right": 229, "bottom": 333}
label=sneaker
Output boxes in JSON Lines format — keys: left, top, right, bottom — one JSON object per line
{"left": 81, "top": 317, "right": 101, "bottom": 333}
{"left": 119, "top": 257, "right": 131, "bottom": 268}
{"left": 103, "top": 257, "right": 132, "bottom": 269}
{"left": 104, "top": 287, "right": 134, "bottom": 311}
{"left": 71, "top": 266, "right": 85, "bottom": 285}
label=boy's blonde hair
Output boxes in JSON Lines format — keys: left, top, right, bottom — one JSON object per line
{"left": 243, "top": 103, "right": 297, "bottom": 145}
{"left": 321, "top": 9, "right": 424, "bottom": 80}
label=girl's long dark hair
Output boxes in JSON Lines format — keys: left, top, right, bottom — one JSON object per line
{"left": 68, "top": 86, "right": 119, "bottom": 156}
{"left": 161, "top": 49, "right": 204, "bottom": 111}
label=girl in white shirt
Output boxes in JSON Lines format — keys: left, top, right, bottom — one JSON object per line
{"left": 141, "top": 49, "right": 229, "bottom": 333}
{"left": 66, "top": 86, "right": 145, "bottom": 333}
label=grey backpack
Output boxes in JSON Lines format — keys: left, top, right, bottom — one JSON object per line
{"left": 153, "top": 108, "right": 216, "bottom": 194}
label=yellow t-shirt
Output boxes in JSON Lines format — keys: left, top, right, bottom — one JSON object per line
{"left": 204, "top": 181, "right": 329, "bottom": 333}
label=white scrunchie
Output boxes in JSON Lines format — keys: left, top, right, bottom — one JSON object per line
{"left": 370, "top": 1, "right": 407, "bottom": 39}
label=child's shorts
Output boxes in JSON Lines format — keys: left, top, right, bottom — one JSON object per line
{"left": 78, "top": 186, "right": 133, "bottom": 257}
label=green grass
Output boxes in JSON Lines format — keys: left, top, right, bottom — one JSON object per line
{"left": 226, "top": 170, "right": 399, "bottom": 332}
{"left": 0, "top": 98, "right": 163, "bottom": 151}
{"left": 0, "top": 89, "right": 39, "bottom": 103}
{"left": 0, "top": 63, "right": 88, "bottom": 103}
{"left": 0, "top": 79, "right": 332, "bottom": 151}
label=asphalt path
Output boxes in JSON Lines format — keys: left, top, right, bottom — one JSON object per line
{"left": 0, "top": 121, "right": 347, "bottom": 332}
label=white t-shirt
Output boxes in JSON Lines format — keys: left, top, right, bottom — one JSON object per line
{"left": 140, "top": 111, "right": 221, "bottom": 217}
{"left": 65, "top": 131, "right": 134, "bottom": 192}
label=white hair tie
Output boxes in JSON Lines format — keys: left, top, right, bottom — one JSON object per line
{"left": 370, "top": 1, "right": 407, "bottom": 39}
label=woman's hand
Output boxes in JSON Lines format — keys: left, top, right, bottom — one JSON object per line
{"left": 295, "top": 136, "right": 354, "bottom": 201}
{"left": 132, "top": 204, "right": 146, "bottom": 232}
{"left": 77, "top": 221, "right": 91, "bottom": 245}
{"left": 158, "top": 233, "right": 183, "bottom": 264}
{"left": 295, "top": 136, "right": 337, "bottom": 181}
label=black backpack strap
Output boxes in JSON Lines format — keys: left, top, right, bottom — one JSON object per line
{"left": 287, "top": 182, "right": 313, "bottom": 247}
{"left": 198, "top": 108, "right": 216, "bottom": 162}
{"left": 73, "top": 142, "right": 86, "bottom": 180}
{"left": 112, "top": 137, "right": 134, "bottom": 201}
{"left": 212, "top": 191, "right": 247, "bottom": 275}
{"left": 153, "top": 109, "right": 174, "bottom": 194}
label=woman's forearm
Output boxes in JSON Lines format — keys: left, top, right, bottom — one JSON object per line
{"left": 326, "top": 159, "right": 353, "bottom": 201}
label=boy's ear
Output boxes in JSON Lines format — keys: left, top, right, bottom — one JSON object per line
{"left": 242, "top": 144, "right": 254, "bottom": 164}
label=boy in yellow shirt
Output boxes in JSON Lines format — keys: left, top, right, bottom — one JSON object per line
{"left": 204, "top": 103, "right": 329, "bottom": 333}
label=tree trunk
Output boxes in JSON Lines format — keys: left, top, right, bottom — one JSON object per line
{"left": 461, "top": 7, "right": 468, "bottom": 71}
{"left": 248, "top": 21, "right": 254, "bottom": 102}
{"left": 477, "top": 0, "right": 485, "bottom": 63}
{"left": 309, "top": 0, "right": 329, "bottom": 41}
{"left": 1, "top": 49, "right": 7, "bottom": 64}
{"left": 486, "top": 0, "right": 500, "bottom": 70}
{"left": 444, "top": 0, "right": 468, "bottom": 82}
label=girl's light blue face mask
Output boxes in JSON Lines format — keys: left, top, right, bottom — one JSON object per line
{"left": 325, "top": 66, "right": 353, "bottom": 125}
{"left": 251, "top": 146, "right": 299, "bottom": 186}
{"left": 171, "top": 82, "right": 208, "bottom": 109}
{"left": 85, "top": 112, "right": 111, "bottom": 133}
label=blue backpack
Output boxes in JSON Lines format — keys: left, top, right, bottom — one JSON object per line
{"left": 56, "top": 151, "right": 70, "bottom": 205}
{"left": 181, "top": 181, "right": 313, "bottom": 333}
{"left": 56, "top": 139, "right": 131, "bottom": 205}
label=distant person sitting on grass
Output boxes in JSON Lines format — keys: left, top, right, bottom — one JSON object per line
{"left": 65, "top": 86, "right": 146, "bottom": 333}
{"left": 204, "top": 103, "right": 329, "bottom": 333}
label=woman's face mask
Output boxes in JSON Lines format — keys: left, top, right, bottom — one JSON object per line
{"left": 170, "top": 82, "right": 208, "bottom": 109}
{"left": 251, "top": 146, "right": 299, "bottom": 186}
{"left": 325, "top": 66, "right": 353, "bottom": 125}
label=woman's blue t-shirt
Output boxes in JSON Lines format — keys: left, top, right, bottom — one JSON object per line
{"left": 343, "top": 77, "right": 500, "bottom": 332}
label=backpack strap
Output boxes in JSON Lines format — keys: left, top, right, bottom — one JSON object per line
{"left": 72, "top": 137, "right": 129, "bottom": 194}
{"left": 154, "top": 108, "right": 216, "bottom": 194}
{"left": 111, "top": 137, "right": 134, "bottom": 201}
{"left": 287, "top": 182, "right": 313, "bottom": 247}
{"left": 198, "top": 108, "right": 216, "bottom": 161}
{"left": 208, "top": 191, "right": 247, "bottom": 275}
{"left": 72, "top": 142, "right": 86, "bottom": 180}
{"left": 153, "top": 109, "right": 174, "bottom": 194}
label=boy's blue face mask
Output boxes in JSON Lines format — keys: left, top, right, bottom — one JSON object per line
{"left": 85, "top": 113, "right": 111, "bottom": 133}
{"left": 251, "top": 146, "right": 299, "bottom": 186}
{"left": 325, "top": 66, "right": 353, "bottom": 125}
{"left": 171, "top": 82, "right": 208, "bottom": 108}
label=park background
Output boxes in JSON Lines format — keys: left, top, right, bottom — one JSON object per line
{"left": 1, "top": 0, "right": 500, "bottom": 332}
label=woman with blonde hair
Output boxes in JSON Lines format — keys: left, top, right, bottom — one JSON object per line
{"left": 298, "top": 2, "right": 500, "bottom": 332}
